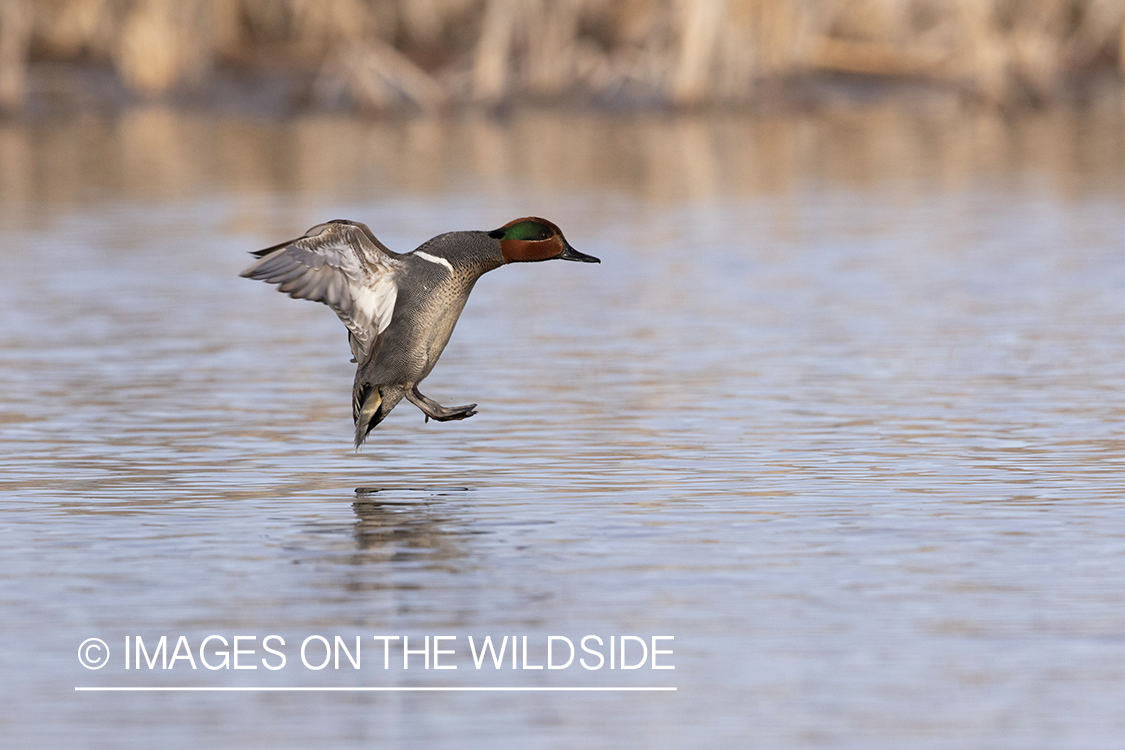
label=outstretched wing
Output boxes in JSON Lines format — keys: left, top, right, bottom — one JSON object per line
{"left": 241, "top": 220, "right": 402, "bottom": 364}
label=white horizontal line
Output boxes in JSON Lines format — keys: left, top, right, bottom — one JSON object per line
{"left": 76, "top": 686, "right": 676, "bottom": 692}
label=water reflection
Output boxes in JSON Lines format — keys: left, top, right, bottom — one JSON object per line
{"left": 1, "top": 105, "right": 1125, "bottom": 226}
{"left": 350, "top": 487, "right": 473, "bottom": 563}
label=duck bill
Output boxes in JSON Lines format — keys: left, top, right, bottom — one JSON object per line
{"left": 559, "top": 242, "right": 600, "bottom": 263}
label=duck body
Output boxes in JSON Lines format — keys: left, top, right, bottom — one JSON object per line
{"left": 351, "top": 230, "right": 504, "bottom": 438}
{"left": 241, "top": 217, "right": 598, "bottom": 448}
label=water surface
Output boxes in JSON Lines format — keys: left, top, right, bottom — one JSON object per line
{"left": 2, "top": 107, "right": 1124, "bottom": 748}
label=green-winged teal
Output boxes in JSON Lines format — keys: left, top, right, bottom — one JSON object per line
{"left": 241, "top": 217, "right": 599, "bottom": 447}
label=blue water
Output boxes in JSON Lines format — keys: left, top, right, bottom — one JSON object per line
{"left": 2, "top": 110, "right": 1124, "bottom": 748}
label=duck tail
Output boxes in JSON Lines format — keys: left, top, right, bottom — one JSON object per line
{"left": 353, "top": 387, "right": 382, "bottom": 450}
{"left": 353, "top": 383, "right": 405, "bottom": 449}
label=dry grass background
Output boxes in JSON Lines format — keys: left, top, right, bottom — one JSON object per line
{"left": 1, "top": 0, "right": 1124, "bottom": 113}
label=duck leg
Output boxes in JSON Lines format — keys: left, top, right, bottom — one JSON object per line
{"left": 406, "top": 386, "right": 478, "bottom": 423}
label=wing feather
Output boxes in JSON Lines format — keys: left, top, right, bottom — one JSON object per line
{"left": 241, "top": 221, "right": 402, "bottom": 363}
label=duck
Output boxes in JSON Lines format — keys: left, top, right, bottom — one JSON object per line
{"left": 241, "top": 217, "right": 600, "bottom": 448}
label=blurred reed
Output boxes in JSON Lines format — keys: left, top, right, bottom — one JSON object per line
{"left": 2, "top": 0, "right": 1124, "bottom": 113}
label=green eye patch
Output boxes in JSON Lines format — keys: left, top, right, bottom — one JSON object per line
{"left": 492, "top": 221, "right": 553, "bottom": 241}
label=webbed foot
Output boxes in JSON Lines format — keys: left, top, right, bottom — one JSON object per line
{"left": 406, "top": 387, "right": 478, "bottom": 423}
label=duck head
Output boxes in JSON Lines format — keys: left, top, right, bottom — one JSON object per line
{"left": 490, "top": 217, "right": 600, "bottom": 264}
